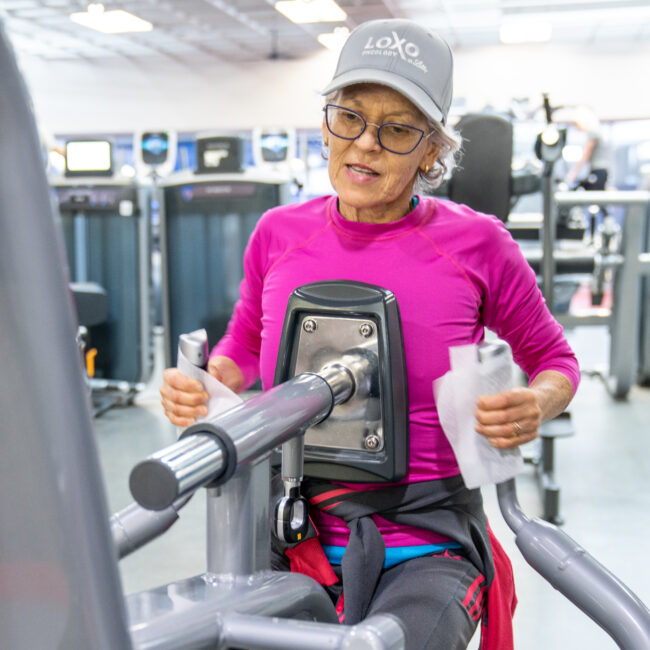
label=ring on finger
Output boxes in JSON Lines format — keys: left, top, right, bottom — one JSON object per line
{"left": 513, "top": 421, "right": 523, "bottom": 436}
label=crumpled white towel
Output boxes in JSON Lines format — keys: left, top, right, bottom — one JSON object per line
{"left": 433, "top": 343, "right": 524, "bottom": 489}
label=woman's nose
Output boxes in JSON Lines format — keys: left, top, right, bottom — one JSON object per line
{"left": 355, "top": 123, "right": 382, "bottom": 151}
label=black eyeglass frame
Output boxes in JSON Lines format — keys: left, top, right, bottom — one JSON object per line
{"left": 324, "top": 103, "right": 430, "bottom": 155}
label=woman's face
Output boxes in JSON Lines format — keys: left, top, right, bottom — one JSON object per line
{"left": 323, "top": 83, "right": 439, "bottom": 223}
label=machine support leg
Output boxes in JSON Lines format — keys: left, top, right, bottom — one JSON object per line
{"left": 539, "top": 435, "right": 562, "bottom": 525}
{"left": 609, "top": 203, "right": 645, "bottom": 398}
{"left": 207, "top": 455, "right": 271, "bottom": 575}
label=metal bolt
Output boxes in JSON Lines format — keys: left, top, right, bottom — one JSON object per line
{"left": 359, "top": 322, "right": 374, "bottom": 338}
{"left": 303, "top": 319, "right": 317, "bottom": 333}
{"left": 364, "top": 434, "right": 380, "bottom": 450}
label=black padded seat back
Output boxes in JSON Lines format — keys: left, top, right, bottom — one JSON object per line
{"left": 449, "top": 114, "right": 513, "bottom": 222}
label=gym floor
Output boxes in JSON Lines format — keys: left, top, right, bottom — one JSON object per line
{"left": 96, "top": 325, "right": 650, "bottom": 649}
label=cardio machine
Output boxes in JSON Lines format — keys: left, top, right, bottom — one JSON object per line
{"left": 50, "top": 139, "right": 151, "bottom": 414}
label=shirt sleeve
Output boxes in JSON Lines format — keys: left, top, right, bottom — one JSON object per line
{"left": 210, "top": 219, "right": 267, "bottom": 389}
{"left": 479, "top": 217, "right": 581, "bottom": 393}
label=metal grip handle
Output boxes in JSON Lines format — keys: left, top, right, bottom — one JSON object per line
{"left": 129, "top": 434, "right": 225, "bottom": 510}
{"left": 179, "top": 328, "right": 209, "bottom": 368}
{"left": 274, "top": 488, "right": 310, "bottom": 544}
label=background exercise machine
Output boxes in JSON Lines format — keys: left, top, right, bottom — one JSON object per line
{"left": 433, "top": 108, "right": 650, "bottom": 523}
{"left": 159, "top": 133, "right": 293, "bottom": 368}
{"left": 50, "top": 143, "right": 152, "bottom": 413}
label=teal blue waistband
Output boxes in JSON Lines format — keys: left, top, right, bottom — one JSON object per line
{"left": 322, "top": 542, "right": 462, "bottom": 569}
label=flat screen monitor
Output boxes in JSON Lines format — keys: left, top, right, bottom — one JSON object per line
{"left": 141, "top": 132, "right": 169, "bottom": 166}
{"left": 260, "top": 132, "right": 290, "bottom": 163}
{"left": 65, "top": 140, "right": 113, "bottom": 177}
{"left": 196, "top": 136, "right": 244, "bottom": 174}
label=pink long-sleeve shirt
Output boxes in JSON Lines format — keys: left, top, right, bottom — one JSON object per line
{"left": 212, "top": 194, "right": 580, "bottom": 546}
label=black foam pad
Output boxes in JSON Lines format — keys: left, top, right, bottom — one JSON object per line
{"left": 70, "top": 282, "right": 108, "bottom": 327}
{"left": 449, "top": 114, "right": 514, "bottom": 222}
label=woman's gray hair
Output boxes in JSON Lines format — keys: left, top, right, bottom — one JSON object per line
{"left": 416, "top": 118, "right": 462, "bottom": 193}
{"left": 323, "top": 89, "right": 462, "bottom": 193}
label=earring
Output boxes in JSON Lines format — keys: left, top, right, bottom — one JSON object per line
{"left": 423, "top": 165, "right": 430, "bottom": 174}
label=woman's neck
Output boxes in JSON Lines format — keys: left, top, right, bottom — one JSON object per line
{"left": 338, "top": 196, "right": 415, "bottom": 224}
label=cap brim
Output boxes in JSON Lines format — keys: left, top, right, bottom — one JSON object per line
{"left": 321, "top": 68, "right": 445, "bottom": 124}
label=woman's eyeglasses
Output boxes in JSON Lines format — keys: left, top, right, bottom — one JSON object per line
{"left": 324, "top": 104, "right": 429, "bottom": 155}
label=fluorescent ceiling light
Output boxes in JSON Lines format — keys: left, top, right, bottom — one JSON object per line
{"left": 317, "top": 26, "right": 349, "bottom": 50}
{"left": 499, "top": 21, "right": 552, "bottom": 44}
{"left": 275, "top": 0, "right": 346, "bottom": 24}
{"left": 70, "top": 3, "right": 153, "bottom": 34}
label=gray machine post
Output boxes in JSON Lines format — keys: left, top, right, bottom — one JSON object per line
{"left": 640, "top": 206, "right": 650, "bottom": 384}
{"left": 536, "top": 96, "right": 567, "bottom": 311}
{"left": 497, "top": 480, "right": 650, "bottom": 649}
{"left": 0, "top": 25, "right": 133, "bottom": 650}
{"left": 110, "top": 496, "right": 191, "bottom": 560}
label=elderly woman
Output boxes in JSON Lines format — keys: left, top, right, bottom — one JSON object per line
{"left": 160, "top": 19, "right": 579, "bottom": 650}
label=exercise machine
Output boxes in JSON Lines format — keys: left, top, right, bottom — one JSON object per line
{"left": 438, "top": 110, "right": 576, "bottom": 523}
{"left": 159, "top": 133, "right": 293, "bottom": 368}
{"left": 123, "top": 286, "right": 650, "bottom": 649}
{"left": 438, "top": 106, "right": 650, "bottom": 523}
{"left": 550, "top": 189, "right": 650, "bottom": 397}
{"left": 50, "top": 140, "right": 152, "bottom": 412}
{"left": 443, "top": 105, "right": 649, "bottom": 399}
{"left": 1, "top": 24, "right": 649, "bottom": 650}
{"left": 527, "top": 97, "right": 650, "bottom": 398}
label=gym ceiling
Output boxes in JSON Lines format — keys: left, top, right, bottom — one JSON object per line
{"left": 2, "top": 0, "right": 649, "bottom": 65}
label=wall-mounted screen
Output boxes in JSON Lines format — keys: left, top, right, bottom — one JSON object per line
{"left": 141, "top": 132, "right": 169, "bottom": 166}
{"left": 260, "top": 132, "right": 290, "bottom": 163}
{"left": 65, "top": 140, "right": 113, "bottom": 177}
{"left": 196, "top": 136, "right": 244, "bottom": 174}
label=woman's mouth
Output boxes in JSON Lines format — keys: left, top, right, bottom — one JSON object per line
{"left": 346, "top": 164, "right": 379, "bottom": 178}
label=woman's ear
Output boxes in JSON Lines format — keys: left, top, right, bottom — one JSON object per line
{"left": 425, "top": 142, "right": 441, "bottom": 169}
{"left": 419, "top": 142, "right": 440, "bottom": 175}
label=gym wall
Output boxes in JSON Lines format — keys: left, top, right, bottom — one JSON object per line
{"left": 18, "top": 42, "right": 650, "bottom": 136}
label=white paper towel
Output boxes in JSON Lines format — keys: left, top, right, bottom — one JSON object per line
{"left": 433, "top": 343, "right": 524, "bottom": 489}
{"left": 177, "top": 348, "right": 243, "bottom": 421}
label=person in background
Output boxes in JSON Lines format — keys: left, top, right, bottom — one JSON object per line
{"left": 160, "top": 19, "right": 579, "bottom": 650}
{"left": 565, "top": 105, "right": 609, "bottom": 190}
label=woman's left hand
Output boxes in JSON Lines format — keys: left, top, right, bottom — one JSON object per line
{"left": 474, "top": 386, "right": 541, "bottom": 448}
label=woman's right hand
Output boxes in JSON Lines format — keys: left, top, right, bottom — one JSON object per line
{"left": 160, "top": 368, "right": 209, "bottom": 427}
{"left": 160, "top": 356, "right": 244, "bottom": 426}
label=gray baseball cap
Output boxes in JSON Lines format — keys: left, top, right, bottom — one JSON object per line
{"left": 322, "top": 19, "right": 454, "bottom": 125}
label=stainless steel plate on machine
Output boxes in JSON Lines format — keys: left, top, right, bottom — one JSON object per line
{"left": 293, "top": 314, "right": 383, "bottom": 454}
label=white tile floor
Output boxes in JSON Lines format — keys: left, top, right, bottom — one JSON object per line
{"left": 95, "top": 326, "right": 650, "bottom": 649}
